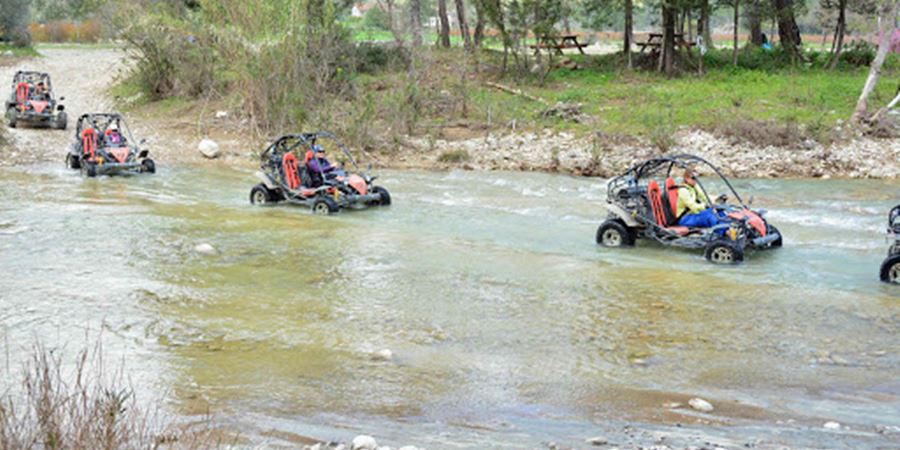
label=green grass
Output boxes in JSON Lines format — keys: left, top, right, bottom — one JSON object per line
{"left": 0, "top": 43, "right": 40, "bottom": 57}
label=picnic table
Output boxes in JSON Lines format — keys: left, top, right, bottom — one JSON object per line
{"left": 636, "top": 33, "right": 695, "bottom": 55}
{"left": 529, "top": 35, "right": 588, "bottom": 55}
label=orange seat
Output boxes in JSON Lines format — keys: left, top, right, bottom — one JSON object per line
{"left": 648, "top": 180, "right": 690, "bottom": 236}
{"left": 282, "top": 152, "right": 302, "bottom": 190}
{"left": 82, "top": 128, "right": 98, "bottom": 159}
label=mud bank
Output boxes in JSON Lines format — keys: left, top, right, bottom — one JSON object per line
{"left": 394, "top": 129, "right": 900, "bottom": 179}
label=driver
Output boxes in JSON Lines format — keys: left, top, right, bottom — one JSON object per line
{"left": 676, "top": 169, "right": 722, "bottom": 229}
{"left": 105, "top": 122, "right": 125, "bottom": 145}
{"left": 307, "top": 144, "right": 345, "bottom": 179}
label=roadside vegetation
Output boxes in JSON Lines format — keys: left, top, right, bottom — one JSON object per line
{"left": 0, "top": 344, "right": 219, "bottom": 450}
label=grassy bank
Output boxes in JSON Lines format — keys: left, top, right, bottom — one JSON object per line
{"left": 0, "top": 44, "right": 40, "bottom": 58}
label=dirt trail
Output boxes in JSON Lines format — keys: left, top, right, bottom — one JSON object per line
{"left": 0, "top": 47, "right": 128, "bottom": 167}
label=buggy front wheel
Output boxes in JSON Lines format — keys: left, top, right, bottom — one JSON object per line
{"left": 704, "top": 239, "right": 744, "bottom": 265}
{"left": 880, "top": 254, "right": 900, "bottom": 284}
{"left": 596, "top": 220, "right": 635, "bottom": 247}
{"left": 141, "top": 158, "right": 156, "bottom": 174}
{"left": 55, "top": 112, "right": 67, "bottom": 130}
{"left": 371, "top": 186, "right": 391, "bottom": 206}
{"left": 66, "top": 154, "right": 81, "bottom": 169}
{"left": 7, "top": 107, "right": 16, "bottom": 128}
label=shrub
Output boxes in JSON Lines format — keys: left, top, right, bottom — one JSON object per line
{"left": 437, "top": 149, "right": 470, "bottom": 163}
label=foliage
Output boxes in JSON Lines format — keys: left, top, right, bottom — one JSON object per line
{"left": 0, "top": 0, "right": 32, "bottom": 46}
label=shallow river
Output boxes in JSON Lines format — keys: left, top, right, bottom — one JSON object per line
{"left": 0, "top": 163, "right": 897, "bottom": 448}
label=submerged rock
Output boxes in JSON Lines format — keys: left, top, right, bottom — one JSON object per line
{"left": 351, "top": 435, "right": 378, "bottom": 450}
{"left": 824, "top": 421, "right": 841, "bottom": 430}
{"left": 688, "top": 398, "right": 714, "bottom": 413}
{"left": 585, "top": 436, "right": 609, "bottom": 445}
{"left": 198, "top": 139, "right": 221, "bottom": 159}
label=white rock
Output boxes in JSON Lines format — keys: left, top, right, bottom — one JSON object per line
{"left": 398, "top": 447, "right": 419, "bottom": 450}
{"left": 351, "top": 435, "right": 378, "bottom": 450}
{"left": 2, "top": 50, "right": 13, "bottom": 57}
{"left": 586, "top": 436, "right": 608, "bottom": 445}
{"left": 193, "top": 243, "right": 217, "bottom": 255}
{"left": 688, "top": 397, "right": 714, "bottom": 412}
{"left": 824, "top": 421, "right": 841, "bottom": 429}
{"left": 215, "top": 110, "right": 229, "bottom": 119}
{"left": 372, "top": 349, "right": 393, "bottom": 361}
{"left": 198, "top": 139, "right": 221, "bottom": 159}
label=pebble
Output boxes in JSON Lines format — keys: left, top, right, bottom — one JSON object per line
{"left": 688, "top": 398, "right": 714, "bottom": 413}
{"left": 823, "top": 421, "right": 841, "bottom": 430}
{"left": 586, "top": 436, "right": 609, "bottom": 445}
{"left": 215, "top": 110, "right": 229, "bottom": 119}
{"left": 198, "top": 139, "right": 221, "bottom": 159}
{"left": 193, "top": 243, "right": 217, "bottom": 255}
{"left": 351, "top": 435, "right": 378, "bottom": 450}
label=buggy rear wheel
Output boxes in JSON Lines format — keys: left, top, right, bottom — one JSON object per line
{"left": 880, "top": 254, "right": 900, "bottom": 284}
{"left": 704, "top": 239, "right": 744, "bottom": 265}
{"left": 596, "top": 219, "right": 635, "bottom": 247}
{"left": 66, "top": 154, "right": 81, "bottom": 169}
{"left": 312, "top": 197, "right": 338, "bottom": 215}
{"left": 250, "top": 184, "right": 276, "bottom": 205}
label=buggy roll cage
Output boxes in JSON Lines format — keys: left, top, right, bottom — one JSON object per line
{"left": 890, "top": 205, "right": 900, "bottom": 235}
{"left": 607, "top": 154, "right": 748, "bottom": 210}
{"left": 74, "top": 113, "right": 138, "bottom": 146}
{"left": 12, "top": 71, "right": 54, "bottom": 95}
{"left": 260, "top": 131, "right": 361, "bottom": 173}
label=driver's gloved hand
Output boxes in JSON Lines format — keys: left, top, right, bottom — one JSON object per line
{"left": 715, "top": 194, "right": 728, "bottom": 204}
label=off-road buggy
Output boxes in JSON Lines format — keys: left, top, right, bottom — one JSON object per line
{"left": 65, "top": 113, "right": 155, "bottom": 177}
{"left": 5, "top": 71, "right": 67, "bottom": 129}
{"left": 250, "top": 131, "right": 390, "bottom": 215}
{"left": 596, "top": 154, "right": 782, "bottom": 264}
{"left": 880, "top": 204, "right": 900, "bottom": 284}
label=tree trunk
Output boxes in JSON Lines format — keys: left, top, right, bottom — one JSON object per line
{"left": 454, "top": 0, "right": 473, "bottom": 51}
{"left": 828, "top": 0, "right": 847, "bottom": 69}
{"left": 661, "top": 4, "right": 677, "bottom": 75}
{"left": 773, "top": 0, "right": 803, "bottom": 60}
{"left": 687, "top": 9, "right": 693, "bottom": 44}
{"left": 437, "top": 0, "right": 451, "bottom": 48}
{"left": 748, "top": 0, "right": 763, "bottom": 45}
{"left": 852, "top": 1, "right": 898, "bottom": 124}
{"left": 701, "top": 0, "right": 714, "bottom": 49}
{"left": 410, "top": 0, "right": 423, "bottom": 47}
{"left": 473, "top": 0, "right": 486, "bottom": 47}
{"left": 733, "top": 0, "right": 740, "bottom": 66}
{"left": 625, "top": 0, "right": 633, "bottom": 69}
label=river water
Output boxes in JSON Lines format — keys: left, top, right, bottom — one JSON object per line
{"left": 0, "top": 163, "right": 897, "bottom": 448}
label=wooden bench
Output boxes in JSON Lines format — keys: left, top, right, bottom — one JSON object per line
{"left": 636, "top": 33, "right": 696, "bottom": 56}
{"left": 530, "top": 35, "right": 589, "bottom": 55}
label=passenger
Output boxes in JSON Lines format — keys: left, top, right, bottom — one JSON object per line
{"left": 676, "top": 169, "right": 721, "bottom": 229}
{"left": 106, "top": 122, "right": 124, "bottom": 145}
{"left": 33, "top": 81, "right": 49, "bottom": 101}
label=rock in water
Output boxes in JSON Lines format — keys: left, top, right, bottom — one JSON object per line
{"left": 824, "top": 421, "right": 841, "bottom": 429}
{"left": 351, "top": 435, "right": 378, "bottom": 450}
{"left": 585, "top": 436, "right": 609, "bottom": 445}
{"left": 688, "top": 397, "right": 714, "bottom": 413}
{"left": 198, "top": 139, "right": 221, "bottom": 159}
{"left": 194, "top": 243, "right": 217, "bottom": 255}
{"left": 372, "top": 349, "right": 393, "bottom": 361}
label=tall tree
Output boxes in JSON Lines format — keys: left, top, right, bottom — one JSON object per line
{"left": 625, "top": 0, "right": 634, "bottom": 69}
{"left": 773, "top": 0, "right": 803, "bottom": 60}
{"left": 660, "top": 2, "right": 677, "bottom": 75}
{"left": 852, "top": 0, "right": 898, "bottom": 124}
{"left": 826, "top": 0, "right": 847, "bottom": 69}
{"left": 454, "top": 0, "right": 473, "bottom": 50}
{"left": 410, "top": 0, "right": 423, "bottom": 46}
{"left": 747, "top": 0, "right": 764, "bottom": 45}
{"left": 437, "top": 0, "right": 451, "bottom": 47}
{"left": 733, "top": 0, "right": 740, "bottom": 66}
{"left": 473, "top": 0, "right": 486, "bottom": 47}
{"left": 700, "top": 0, "right": 714, "bottom": 49}
{"left": 0, "top": 0, "right": 31, "bottom": 45}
